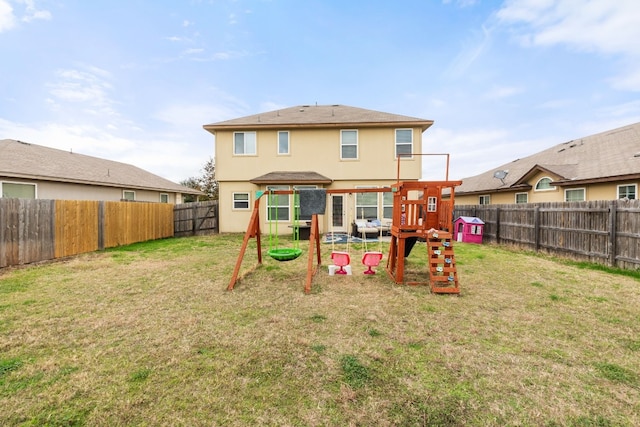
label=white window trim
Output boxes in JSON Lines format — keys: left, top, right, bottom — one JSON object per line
{"left": 340, "top": 129, "right": 358, "bottom": 160}
{"left": 479, "top": 195, "right": 490, "bottom": 205}
{"left": 535, "top": 177, "right": 556, "bottom": 192}
{"left": 355, "top": 186, "right": 379, "bottom": 220}
{"left": 266, "top": 185, "right": 291, "bottom": 222}
{"left": 123, "top": 190, "right": 136, "bottom": 201}
{"left": 232, "top": 192, "right": 251, "bottom": 210}
{"left": 515, "top": 192, "right": 528, "bottom": 203}
{"left": 1, "top": 180, "right": 38, "bottom": 199}
{"left": 160, "top": 193, "right": 169, "bottom": 203}
{"left": 617, "top": 183, "right": 637, "bottom": 199}
{"left": 233, "top": 131, "right": 257, "bottom": 156}
{"left": 564, "top": 187, "right": 586, "bottom": 202}
{"left": 427, "top": 196, "right": 437, "bottom": 212}
{"left": 277, "top": 131, "right": 290, "bottom": 155}
{"left": 395, "top": 128, "right": 413, "bottom": 159}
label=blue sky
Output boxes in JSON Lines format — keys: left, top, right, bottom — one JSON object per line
{"left": 2, "top": 0, "right": 639, "bottom": 183}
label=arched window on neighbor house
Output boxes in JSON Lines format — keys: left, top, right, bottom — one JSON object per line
{"left": 535, "top": 177, "right": 555, "bottom": 191}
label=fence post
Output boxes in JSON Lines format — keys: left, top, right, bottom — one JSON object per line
{"left": 495, "top": 207, "right": 500, "bottom": 243}
{"left": 534, "top": 205, "right": 540, "bottom": 252}
{"left": 608, "top": 201, "right": 617, "bottom": 267}
{"left": 192, "top": 203, "right": 198, "bottom": 236}
{"left": 98, "top": 201, "right": 105, "bottom": 250}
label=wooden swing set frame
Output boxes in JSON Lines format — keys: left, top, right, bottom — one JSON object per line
{"left": 227, "top": 154, "right": 462, "bottom": 293}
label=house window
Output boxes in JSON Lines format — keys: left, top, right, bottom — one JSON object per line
{"left": 123, "top": 190, "right": 136, "bottom": 201}
{"left": 293, "top": 185, "right": 317, "bottom": 221}
{"left": 160, "top": 193, "right": 169, "bottom": 203}
{"left": 565, "top": 188, "right": 585, "bottom": 202}
{"left": 515, "top": 193, "right": 528, "bottom": 203}
{"left": 266, "top": 185, "right": 289, "bottom": 221}
{"left": 479, "top": 195, "right": 490, "bottom": 205}
{"left": 395, "top": 129, "right": 413, "bottom": 158}
{"left": 382, "top": 191, "right": 393, "bottom": 219}
{"left": 341, "top": 130, "right": 358, "bottom": 159}
{"left": 233, "top": 192, "right": 250, "bottom": 210}
{"left": 618, "top": 184, "right": 637, "bottom": 200}
{"left": 278, "top": 131, "right": 290, "bottom": 155}
{"left": 355, "top": 187, "right": 378, "bottom": 220}
{"left": 1, "top": 182, "right": 36, "bottom": 199}
{"left": 427, "top": 196, "right": 437, "bottom": 212}
{"left": 535, "top": 177, "right": 555, "bottom": 191}
{"left": 234, "top": 132, "right": 257, "bottom": 155}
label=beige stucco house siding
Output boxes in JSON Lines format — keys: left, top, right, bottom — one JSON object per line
{"left": 208, "top": 105, "right": 431, "bottom": 234}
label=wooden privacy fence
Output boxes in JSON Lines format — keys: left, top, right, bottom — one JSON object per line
{"left": 454, "top": 199, "right": 640, "bottom": 270}
{"left": 173, "top": 200, "right": 218, "bottom": 237}
{"left": 1, "top": 199, "right": 174, "bottom": 268}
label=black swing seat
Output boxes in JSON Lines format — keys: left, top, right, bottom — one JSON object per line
{"left": 268, "top": 248, "right": 303, "bottom": 262}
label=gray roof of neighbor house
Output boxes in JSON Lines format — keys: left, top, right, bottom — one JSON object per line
{"left": 457, "top": 122, "right": 640, "bottom": 195}
{"left": 0, "top": 139, "right": 201, "bottom": 194}
{"left": 203, "top": 104, "right": 433, "bottom": 132}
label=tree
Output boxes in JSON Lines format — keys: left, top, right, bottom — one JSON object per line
{"left": 180, "top": 157, "right": 218, "bottom": 202}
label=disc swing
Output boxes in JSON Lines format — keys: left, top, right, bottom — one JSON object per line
{"left": 360, "top": 208, "right": 383, "bottom": 275}
{"left": 267, "top": 190, "right": 302, "bottom": 262}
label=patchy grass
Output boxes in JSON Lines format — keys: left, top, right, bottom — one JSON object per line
{"left": 0, "top": 235, "right": 639, "bottom": 426}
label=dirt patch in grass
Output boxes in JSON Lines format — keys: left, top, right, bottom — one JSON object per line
{"left": 1, "top": 235, "right": 639, "bottom": 426}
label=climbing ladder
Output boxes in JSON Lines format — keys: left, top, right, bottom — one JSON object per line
{"left": 426, "top": 230, "right": 460, "bottom": 294}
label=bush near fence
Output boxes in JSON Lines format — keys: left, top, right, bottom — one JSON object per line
{"left": 454, "top": 199, "right": 640, "bottom": 270}
{"left": 1, "top": 199, "right": 174, "bottom": 268}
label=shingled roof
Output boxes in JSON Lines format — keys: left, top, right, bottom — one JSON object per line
{"left": 0, "top": 139, "right": 201, "bottom": 194}
{"left": 203, "top": 104, "right": 433, "bottom": 131}
{"left": 249, "top": 171, "right": 333, "bottom": 185}
{"left": 457, "top": 122, "right": 640, "bottom": 195}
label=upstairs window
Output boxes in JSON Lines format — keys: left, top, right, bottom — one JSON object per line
{"left": 278, "top": 131, "right": 290, "bottom": 155}
{"left": 234, "top": 132, "right": 257, "bottom": 155}
{"left": 535, "top": 177, "right": 555, "bottom": 191}
{"left": 618, "top": 184, "right": 637, "bottom": 200}
{"left": 395, "top": 129, "right": 413, "bottom": 158}
{"left": 341, "top": 130, "right": 358, "bottom": 159}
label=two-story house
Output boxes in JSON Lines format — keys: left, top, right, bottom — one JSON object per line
{"left": 455, "top": 121, "right": 640, "bottom": 205}
{"left": 203, "top": 104, "right": 434, "bottom": 233}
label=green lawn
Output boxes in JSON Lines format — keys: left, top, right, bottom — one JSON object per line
{"left": 1, "top": 234, "right": 639, "bottom": 426}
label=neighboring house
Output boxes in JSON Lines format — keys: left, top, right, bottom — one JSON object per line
{"left": 455, "top": 122, "right": 640, "bottom": 205}
{"left": 203, "top": 104, "right": 433, "bottom": 233}
{"left": 0, "top": 139, "right": 201, "bottom": 203}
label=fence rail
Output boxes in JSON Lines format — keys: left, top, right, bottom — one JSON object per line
{"left": 454, "top": 199, "right": 640, "bottom": 270}
{"left": 1, "top": 199, "right": 174, "bottom": 268}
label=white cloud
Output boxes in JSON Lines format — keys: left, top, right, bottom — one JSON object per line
{"left": 20, "top": 0, "right": 50, "bottom": 22}
{"left": 423, "top": 126, "right": 541, "bottom": 179}
{"left": 497, "top": 0, "right": 640, "bottom": 90}
{"left": 46, "top": 66, "right": 117, "bottom": 117}
{"left": 0, "top": 0, "right": 16, "bottom": 31}
{"left": 484, "top": 85, "right": 524, "bottom": 99}
{"left": 446, "top": 24, "right": 493, "bottom": 78}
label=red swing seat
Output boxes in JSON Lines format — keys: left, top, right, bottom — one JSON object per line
{"left": 361, "top": 251, "right": 383, "bottom": 275}
{"left": 331, "top": 251, "right": 351, "bottom": 275}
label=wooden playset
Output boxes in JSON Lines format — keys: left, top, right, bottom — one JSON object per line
{"left": 228, "top": 156, "right": 463, "bottom": 294}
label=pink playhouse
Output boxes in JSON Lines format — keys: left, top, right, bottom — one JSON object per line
{"left": 454, "top": 216, "right": 485, "bottom": 244}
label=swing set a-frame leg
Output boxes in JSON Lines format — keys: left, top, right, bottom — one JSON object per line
{"left": 228, "top": 198, "right": 262, "bottom": 291}
{"left": 304, "top": 214, "right": 322, "bottom": 294}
